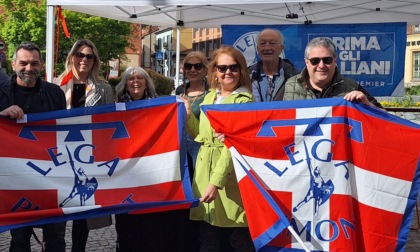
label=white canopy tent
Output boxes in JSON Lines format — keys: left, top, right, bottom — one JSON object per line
{"left": 45, "top": 0, "right": 420, "bottom": 82}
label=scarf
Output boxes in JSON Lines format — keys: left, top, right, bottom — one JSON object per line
{"left": 59, "top": 71, "right": 102, "bottom": 109}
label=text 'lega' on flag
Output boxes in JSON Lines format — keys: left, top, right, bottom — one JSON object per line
{"left": 0, "top": 96, "right": 199, "bottom": 233}
{"left": 202, "top": 98, "right": 420, "bottom": 252}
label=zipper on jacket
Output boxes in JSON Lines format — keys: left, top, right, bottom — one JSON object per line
{"left": 320, "top": 79, "right": 344, "bottom": 99}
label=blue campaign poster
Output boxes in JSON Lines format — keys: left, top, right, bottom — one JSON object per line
{"left": 222, "top": 23, "right": 406, "bottom": 96}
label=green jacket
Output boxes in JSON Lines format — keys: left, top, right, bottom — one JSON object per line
{"left": 186, "top": 88, "right": 253, "bottom": 227}
{"left": 282, "top": 67, "right": 382, "bottom": 108}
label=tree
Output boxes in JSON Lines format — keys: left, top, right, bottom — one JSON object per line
{"left": 56, "top": 10, "right": 132, "bottom": 77}
{"left": 0, "top": 0, "right": 47, "bottom": 61}
{"left": 0, "top": 0, "right": 132, "bottom": 78}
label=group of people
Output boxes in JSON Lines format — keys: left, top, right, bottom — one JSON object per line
{"left": 0, "top": 39, "right": 161, "bottom": 252}
{"left": 0, "top": 27, "right": 383, "bottom": 252}
{"left": 176, "top": 28, "right": 383, "bottom": 252}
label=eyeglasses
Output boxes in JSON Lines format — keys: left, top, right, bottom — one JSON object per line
{"left": 74, "top": 52, "right": 95, "bottom": 62}
{"left": 307, "top": 57, "right": 334, "bottom": 65}
{"left": 216, "top": 64, "right": 240, "bottom": 73}
{"left": 184, "top": 63, "right": 203, "bottom": 70}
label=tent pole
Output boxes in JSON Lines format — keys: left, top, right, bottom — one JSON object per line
{"left": 46, "top": 5, "right": 55, "bottom": 82}
{"left": 175, "top": 26, "right": 180, "bottom": 88}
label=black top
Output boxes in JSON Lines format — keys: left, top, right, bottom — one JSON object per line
{"left": 72, "top": 83, "right": 86, "bottom": 108}
{"left": 13, "top": 84, "right": 46, "bottom": 113}
{"left": 0, "top": 74, "right": 66, "bottom": 113}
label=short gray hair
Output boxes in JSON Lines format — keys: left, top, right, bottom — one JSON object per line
{"left": 304, "top": 37, "right": 337, "bottom": 59}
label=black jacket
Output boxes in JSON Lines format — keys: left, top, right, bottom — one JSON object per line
{"left": 0, "top": 70, "right": 8, "bottom": 82}
{"left": 0, "top": 74, "right": 66, "bottom": 112}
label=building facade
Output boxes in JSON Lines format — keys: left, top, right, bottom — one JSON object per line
{"left": 192, "top": 28, "right": 222, "bottom": 60}
{"left": 405, "top": 25, "right": 420, "bottom": 87}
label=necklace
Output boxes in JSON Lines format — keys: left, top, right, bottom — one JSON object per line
{"left": 188, "top": 91, "right": 207, "bottom": 107}
{"left": 188, "top": 92, "right": 202, "bottom": 105}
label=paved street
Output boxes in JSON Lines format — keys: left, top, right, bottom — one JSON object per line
{"left": 1, "top": 213, "right": 420, "bottom": 251}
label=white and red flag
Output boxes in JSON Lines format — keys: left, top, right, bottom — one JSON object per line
{"left": 0, "top": 96, "right": 197, "bottom": 232}
{"left": 202, "top": 98, "right": 420, "bottom": 251}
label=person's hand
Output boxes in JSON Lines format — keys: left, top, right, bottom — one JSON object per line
{"left": 180, "top": 94, "right": 192, "bottom": 120}
{"left": 215, "top": 132, "right": 225, "bottom": 143}
{"left": 343, "top": 91, "right": 373, "bottom": 107}
{"left": 200, "top": 184, "right": 219, "bottom": 203}
{"left": 0, "top": 105, "right": 24, "bottom": 119}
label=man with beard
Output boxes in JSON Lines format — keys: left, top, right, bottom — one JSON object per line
{"left": 248, "top": 28, "right": 299, "bottom": 102}
{"left": 0, "top": 41, "right": 67, "bottom": 252}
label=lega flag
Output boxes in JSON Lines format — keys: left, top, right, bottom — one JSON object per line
{"left": 202, "top": 98, "right": 420, "bottom": 251}
{"left": 0, "top": 96, "right": 198, "bottom": 232}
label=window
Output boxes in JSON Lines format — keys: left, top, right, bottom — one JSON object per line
{"left": 413, "top": 51, "right": 420, "bottom": 79}
{"left": 199, "top": 41, "right": 205, "bottom": 52}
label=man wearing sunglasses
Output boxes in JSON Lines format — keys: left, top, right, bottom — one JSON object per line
{"left": 282, "top": 37, "right": 382, "bottom": 108}
{"left": 249, "top": 28, "right": 299, "bottom": 102}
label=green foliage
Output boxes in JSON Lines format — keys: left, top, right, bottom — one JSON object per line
{"left": 0, "top": 1, "right": 131, "bottom": 78}
{"left": 0, "top": 0, "right": 48, "bottom": 70}
{"left": 406, "top": 86, "right": 420, "bottom": 96}
{"left": 108, "top": 77, "right": 121, "bottom": 87}
{"left": 380, "top": 96, "right": 420, "bottom": 108}
{"left": 55, "top": 10, "right": 131, "bottom": 77}
{"left": 146, "top": 70, "right": 172, "bottom": 96}
{"left": 379, "top": 86, "right": 420, "bottom": 108}
{"left": 59, "top": 11, "right": 131, "bottom": 62}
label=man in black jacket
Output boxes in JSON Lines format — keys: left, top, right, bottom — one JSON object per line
{"left": 0, "top": 41, "right": 67, "bottom": 252}
{"left": 248, "top": 28, "right": 300, "bottom": 102}
{"left": 0, "top": 69, "right": 8, "bottom": 82}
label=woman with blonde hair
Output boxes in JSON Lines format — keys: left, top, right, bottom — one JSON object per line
{"left": 175, "top": 51, "right": 210, "bottom": 250}
{"left": 56, "top": 39, "right": 114, "bottom": 252}
{"left": 57, "top": 39, "right": 114, "bottom": 108}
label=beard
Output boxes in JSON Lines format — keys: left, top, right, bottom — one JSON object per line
{"left": 16, "top": 70, "right": 40, "bottom": 84}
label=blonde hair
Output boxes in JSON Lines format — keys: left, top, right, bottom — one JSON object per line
{"left": 183, "top": 51, "right": 209, "bottom": 73}
{"left": 58, "top": 39, "right": 103, "bottom": 84}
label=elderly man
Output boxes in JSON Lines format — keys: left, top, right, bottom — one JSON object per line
{"left": 248, "top": 28, "right": 299, "bottom": 102}
{"left": 282, "top": 37, "right": 382, "bottom": 108}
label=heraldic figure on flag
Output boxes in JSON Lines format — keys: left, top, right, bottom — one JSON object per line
{"left": 293, "top": 141, "right": 334, "bottom": 218}
{"left": 59, "top": 146, "right": 98, "bottom": 207}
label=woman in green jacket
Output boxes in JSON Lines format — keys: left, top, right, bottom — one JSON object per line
{"left": 183, "top": 46, "right": 255, "bottom": 251}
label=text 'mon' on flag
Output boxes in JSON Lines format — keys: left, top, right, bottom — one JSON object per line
{"left": 202, "top": 98, "right": 420, "bottom": 251}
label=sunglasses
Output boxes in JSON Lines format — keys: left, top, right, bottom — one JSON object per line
{"left": 74, "top": 52, "right": 95, "bottom": 62}
{"left": 216, "top": 64, "right": 240, "bottom": 73}
{"left": 307, "top": 57, "right": 334, "bottom": 65}
{"left": 184, "top": 63, "right": 204, "bottom": 70}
